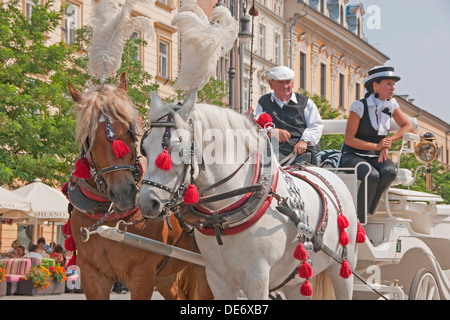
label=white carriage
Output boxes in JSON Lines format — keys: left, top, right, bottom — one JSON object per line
{"left": 322, "top": 118, "right": 450, "bottom": 300}
{"left": 96, "top": 116, "right": 450, "bottom": 300}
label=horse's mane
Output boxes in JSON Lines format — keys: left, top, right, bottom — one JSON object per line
{"left": 168, "top": 103, "right": 261, "bottom": 162}
{"left": 75, "top": 84, "right": 143, "bottom": 151}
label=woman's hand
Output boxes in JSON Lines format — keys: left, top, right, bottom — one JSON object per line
{"left": 376, "top": 136, "right": 392, "bottom": 151}
{"left": 378, "top": 148, "right": 389, "bottom": 162}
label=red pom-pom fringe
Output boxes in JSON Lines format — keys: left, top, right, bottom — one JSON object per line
{"left": 67, "top": 254, "right": 76, "bottom": 267}
{"left": 155, "top": 149, "right": 172, "bottom": 171}
{"left": 337, "top": 215, "right": 349, "bottom": 230}
{"left": 340, "top": 259, "right": 352, "bottom": 279}
{"left": 298, "top": 260, "right": 313, "bottom": 279}
{"left": 64, "top": 235, "right": 77, "bottom": 251}
{"left": 339, "top": 229, "right": 350, "bottom": 247}
{"left": 294, "top": 243, "right": 308, "bottom": 261}
{"left": 184, "top": 184, "right": 199, "bottom": 204}
{"left": 356, "top": 222, "right": 366, "bottom": 243}
{"left": 300, "top": 280, "right": 313, "bottom": 297}
{"left": 255, "top": 113, "right": 273, "bottom": 129}
{"left": 63, "top": 219, "right": 71, "bottom": 236}
{"left": 73, "top": 158, "right": 90, "bottom": 179}
{"left": 113, "top": 140, "right": 130, "bottom": 159}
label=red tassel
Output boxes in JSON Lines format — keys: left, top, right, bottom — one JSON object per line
{"left": 337, "top": 215, "right": 349, "bottom": 230}
{"left": 300, "top": 280, "right": 313, "bottom": 297}
{"left": 298, "top": 261, "right": 313, "bottom": 279}
{"left": 294, "top": 243, "right": 308, "bottom": 261}
{"left": 61, "top": 182, "right": 69, "bottom": 199}
{"left": 67, "top": 254, "right": 76, "bottom": 267}
{"left": 113, "top": 140, "right": 130, "bottom": 159}
{"left": 64, "top": 235, "right": 77, "bottom": 251}
{"left": 155, "top": 149, "right": 172, "bottom": 171}
{"left": 255, "top": 113, "right": 272, "bottom": 128}
{"left": 340, "top": 259, "right": 352, "bottom": 279}
{"left": 339, "top": 229, "right": 350, "bottom": 247}
{"left": 184, "top": 184, "right": 199, "bottom": 204}
{"left": 63, "top": 219, "right": 71, "bottom": 236}
{"left": 73, "top": 158, "right": 90, "bottom": 179}
{"left": 356, "top": 222, "right": 366, "bottom": 243}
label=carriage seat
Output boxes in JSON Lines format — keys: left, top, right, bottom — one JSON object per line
{"left": 390, "top": 168, "right": 414, "bottom": 187}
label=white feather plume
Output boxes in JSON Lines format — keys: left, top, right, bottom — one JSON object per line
{"left": 89, "top": 0, "right": 154, "bottom": 80}
{"left": 172, "top": 0, "right": 238, "bottom": 90}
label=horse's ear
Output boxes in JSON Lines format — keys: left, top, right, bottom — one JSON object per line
{"left": 150, "top": 92, "right": 163, "bottom": 109}
{"left": 68, "top": 83, "right": 82, "bottom": 103}
{"left": 118, "top": 72, "right": 128, "bottom": 92}
{"left": 177, "top": 88, "right": 198, "bottom": 121}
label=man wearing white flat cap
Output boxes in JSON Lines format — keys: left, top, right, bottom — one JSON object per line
{"left": 256, "top": 66, "right": 324, "bottom": 165}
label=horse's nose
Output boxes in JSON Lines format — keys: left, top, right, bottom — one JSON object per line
{"left": 138, "top": 190, "right": 162, "bottom": 218}
{"left": 109, "top": 183, "right": 137, "bottom": 211}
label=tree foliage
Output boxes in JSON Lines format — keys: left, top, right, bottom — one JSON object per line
{"left": 0, "top": 0, "right": 157, "bottom": 187}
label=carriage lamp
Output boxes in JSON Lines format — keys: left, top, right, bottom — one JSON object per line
{"left": 414, "top": 132, "right": 438, "bottom": 190}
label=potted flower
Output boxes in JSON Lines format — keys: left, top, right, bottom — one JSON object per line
{"left": 49, "top": 265, "right": 67, "bottom": 294}
{"left": 0, "top": 263, "right": 6, "bottom": 296}
{"left": 21, "top": 265, "right": 52, "bottom": 295}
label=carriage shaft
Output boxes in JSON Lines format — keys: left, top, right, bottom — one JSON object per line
{"left": 96, "top": 225, "right": 205, "bottom": 266}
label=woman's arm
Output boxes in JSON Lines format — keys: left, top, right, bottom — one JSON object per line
{"left": 390, "top": 108, "right": 414, "bottom": 142}
{"left": 344, "top": 112, "right": 391, "bottom": 151}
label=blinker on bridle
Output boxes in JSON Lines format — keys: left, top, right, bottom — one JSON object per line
{"left": 141, "top": 113, "right": 200, "bottom": 209}
{"left": 73, "top": 112, "right": 142, "bottom": 194}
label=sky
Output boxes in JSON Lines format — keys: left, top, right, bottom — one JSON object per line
{"left": 356, "top": 0, "right": 450, "bottom": 124}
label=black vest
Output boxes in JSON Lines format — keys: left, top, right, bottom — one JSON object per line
{"left": 258, "top": 93, "right": 310, "bottom": 156}
{"left": 342, "top": 98, "right": 389, "bottom": 156}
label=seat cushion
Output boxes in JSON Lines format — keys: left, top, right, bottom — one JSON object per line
{"left": 4, "top": 259, "right": 31, "bottom": 275}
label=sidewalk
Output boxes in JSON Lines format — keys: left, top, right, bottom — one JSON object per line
{"left": 1, "top": 291, "right": 164, "bottom": 300}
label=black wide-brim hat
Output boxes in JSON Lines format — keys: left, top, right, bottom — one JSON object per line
{"left": 364, "top": 66, "right": 401, "bottom": 88}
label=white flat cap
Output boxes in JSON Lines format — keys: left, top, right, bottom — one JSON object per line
{"left": 268, "top": 66, "right": 295, "bottom": 80}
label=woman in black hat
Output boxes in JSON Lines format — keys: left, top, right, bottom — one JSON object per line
{"left": 341, "top": 66, "right": 414, "bottom": 222}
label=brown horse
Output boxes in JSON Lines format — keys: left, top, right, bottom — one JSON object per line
{"left": 66, "top": 73, "right": 213, "bottom": 300}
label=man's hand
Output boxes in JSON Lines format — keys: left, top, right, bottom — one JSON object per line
{"left": 269, "top": 128, "right": 291, "bottom": 143}
{"left": 294, "top": 140, "right": 308, "bottom": 155}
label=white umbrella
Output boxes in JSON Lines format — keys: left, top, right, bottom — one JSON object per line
{"left": 13, "top": 179, "right": 70, "bottom": 243}
{"left": 0, "top": 186, "right": 32, "bottom": 219}
{"left": 13, "top": 179, "right": 69, "bottom": 222}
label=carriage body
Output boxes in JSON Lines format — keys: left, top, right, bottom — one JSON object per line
{"left": 322, "top": 119, "right": 450, "bottom": 300}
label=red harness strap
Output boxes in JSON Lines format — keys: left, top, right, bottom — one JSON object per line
{"left": 196, "top": 168, "right": 279, "bottom": 236}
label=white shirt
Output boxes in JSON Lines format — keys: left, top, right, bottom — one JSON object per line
{"left": 255, "top": 92, "right": 324, "bottom": 146}
{"left": 24, "top": 252, "right": 43, "bottom": 258}
{"left": 349, "top": 94, "right": 399, "bottom": 136}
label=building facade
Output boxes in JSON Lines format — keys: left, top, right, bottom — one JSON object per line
{"left": 2, "top": 0, "right": 449, "bottom": 252}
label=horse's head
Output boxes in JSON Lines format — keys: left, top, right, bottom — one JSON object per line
{"left": 68, "top": 72, "right": 144, "bottom": 212}
{"left": 138, "top": 90, "right": 199, "bottom": 220}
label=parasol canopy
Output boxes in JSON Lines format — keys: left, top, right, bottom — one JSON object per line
{"left": 13, "top": 179, "right": 69, "bottom": 223}
{"left": 0, "top": 186, "right": 32, "bottom": 219}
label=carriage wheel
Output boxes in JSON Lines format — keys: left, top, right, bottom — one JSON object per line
{"left": 408, "top": 268, "right": 441, "bottom": 300}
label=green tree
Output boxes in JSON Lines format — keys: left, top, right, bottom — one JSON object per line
{"left": 0, "top": 0, "right": 157, "bottom": 187}
{"left": 301, "top": 91, "right": 344, "bottom": 151}
{"left": 0, "top": 0, "right": 76, "bottom": 186}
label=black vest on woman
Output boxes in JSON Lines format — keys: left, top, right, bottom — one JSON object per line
{"left": 342, "top": 98, "right": 389, "bottom": 156}
{"left": 258, "top": 93, "right": 312, "bottom": 156}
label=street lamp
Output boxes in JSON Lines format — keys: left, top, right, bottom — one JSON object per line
{"left": 238, "top": 13, "right": 252, "bottom": 43}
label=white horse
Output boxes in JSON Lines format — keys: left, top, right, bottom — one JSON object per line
{"left": 138, "top": 90, "right": 359, "bottom": 300}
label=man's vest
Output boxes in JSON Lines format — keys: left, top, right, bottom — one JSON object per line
{"left": 258, "top": 93, "right": 311, "bottom": 156}
{"left": 342, "top": 98, "right": 389, "bottom": 156}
